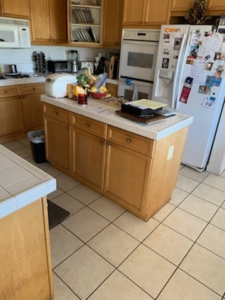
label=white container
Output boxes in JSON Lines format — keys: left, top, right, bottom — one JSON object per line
{"left": 45, "top": 73, "right": 77, "bottom": 98}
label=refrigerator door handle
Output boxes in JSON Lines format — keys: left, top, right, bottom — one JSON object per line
{"left": 175, "top": 33, "right": 192, "bottom": 109}
{"left": 171, "top": 33, "right": 188, "bottom": 109}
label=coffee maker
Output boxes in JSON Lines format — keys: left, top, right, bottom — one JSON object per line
{"left": 70, "top": 50, "right": 79, "bottom": 73}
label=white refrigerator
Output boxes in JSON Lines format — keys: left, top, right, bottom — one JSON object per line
{"left": 152, "top": 24, "right": 225, "bottom": 171}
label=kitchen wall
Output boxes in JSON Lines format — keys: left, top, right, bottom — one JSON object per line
{"left": 0, "top": 45, "right": 119, "bottom": 74}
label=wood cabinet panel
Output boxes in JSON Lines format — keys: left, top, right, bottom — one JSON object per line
{"left": 105, "top": 83, "right": 118, "bottom": 97}
{"left": 21, "top": 83, "right": 45, "bottom": 95}
{"left": 208, "top": 0, "right": 225, "bottom": 11}
{"left": 0, "top": 96, "right": 24, "bottom": 137}
{"left": 171, "top": 0, "right": 193, "bottom": 12}
{"left": 0, "top": 197, "right": 53, "bottom": 300}
{"left": 102, "top": 0, "right": 123, "bottom": 47}
{"left": 104, "top": 142, "right": 152, "bottom": 213}
{"left": 43, "top": 103, "right": 71, "bottom": 125}
{"left": 44, "top": 116, "right": 71, "bottom": 173}
{"left": 49, "top": 0, "right": 67, "bottom": 43}
{"left": 123, "top": 0, "right": 146, "bottom": 26}
{"left": 0, "top": 0, "right": 30, "bottom": 18}
{"left": 146, "top": 0, "right": 170, "bottom": 25}
{"left": 22, "top": 94, "right": 44, "bottom": 132}
{"left": 71, "top": 128, "right": 106, "bottom": 192}
{"left": 0, "top": 85, "right": 21, "bottom": 98}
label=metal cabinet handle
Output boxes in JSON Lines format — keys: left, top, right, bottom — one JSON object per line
{"left": 53, "top": 111, "right": 58, "bottom": 115}
{"left": 4, "top": 90, "right": 7, "bottom": 93}
{"left": 85, "top": 123, "right": 90, "bottom": 127}
{"left": 33, "top": 87, "right": 36, "bottom": 90}
{"left": 126, "top": 138, "right": 131, "bottom": 143}
{"left": 100, "top": 140, "right": 105, "bottom": 145}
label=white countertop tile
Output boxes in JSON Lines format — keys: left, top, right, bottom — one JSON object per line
{"left": 0, "top": 145, "right": 56, "bottom": 219}
{"left": 41, "top": 95, "right": 193, "bottom": 141}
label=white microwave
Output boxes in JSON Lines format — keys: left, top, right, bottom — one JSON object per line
{"left": 0, "top": 17, "right": 31, "bottom": 48}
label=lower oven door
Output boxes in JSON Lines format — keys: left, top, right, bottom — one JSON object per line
{"left": 118, "top": 79, "right": 153, "bottom": 101}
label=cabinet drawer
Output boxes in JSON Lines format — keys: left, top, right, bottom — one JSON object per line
{"left": 0, "top": 85, "right": 21, "bottom": 98}
{"left": 21, "top": 83, "right": 45, "bottom": 95}
{"left": 43, "top": 103, "right": 70, "bottom": 124}
{"left": 71, "top": 113, "right": 107, "bottom": 138}
{"left": 107, "top": 125, "right": 155, "bottom": 157}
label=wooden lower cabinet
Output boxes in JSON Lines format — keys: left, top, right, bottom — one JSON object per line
{"left": 105, "top": 83, "right": 118, "bottom": 97}
{"left": 71, "top": 128, "right": 106, "bottom": 193}
{"left": 0, "top": 197, "right": 53, "bottom": 300}
{"left": 104, "top": 142, "right": 152, "bottom": 215}
{"left": 44, "top": 116, "right": 71, "bottom": 174}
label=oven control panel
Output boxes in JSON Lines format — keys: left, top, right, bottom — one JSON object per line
{"left": 122, "top": 29, "right": 160, "bottom": 42}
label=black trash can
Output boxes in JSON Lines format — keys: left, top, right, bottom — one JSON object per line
{"left": 28, "top": 130, "right": 47, "bottom": 163}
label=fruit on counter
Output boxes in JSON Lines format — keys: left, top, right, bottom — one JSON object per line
{"left": 76, "top": 67, "right": 96, "bottom": 86}
{"left": 90, "top": 85, "right": 108, "bottom": 93}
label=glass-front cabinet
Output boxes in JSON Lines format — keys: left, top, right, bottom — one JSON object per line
{"left": 69, "top": 0, "right": 103, "bottom": 46}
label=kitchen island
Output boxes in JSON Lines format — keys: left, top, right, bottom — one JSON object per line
{"left": 0, "top": 145, "right": 56, "bottom": 300}
{"left": 41, "top": 95, "right": 193, "bottom": 221}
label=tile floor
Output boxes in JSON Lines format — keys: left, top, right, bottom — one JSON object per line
{"left": 3, "top": 138, "right": 225, "bottom": 300}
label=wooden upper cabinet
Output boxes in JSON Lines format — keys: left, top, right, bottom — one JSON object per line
{"left": 30, "top": 0, "right": 67, "bottom": 44}
{"left": 123, "top": 0, "right": 170, "bottom": 27}
{"left": 102, "top": 0, "right": 123, "bottom": 47}
{"left": 171, "top": 0, "right": 192, "bottom": 12}
{"left": 0, "top": 0, "right": 30, "bottom": 19}
{"left": 207, "top": 0, "right": 225, "bottom": 11}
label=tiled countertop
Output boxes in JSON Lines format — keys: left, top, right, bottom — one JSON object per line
{"left": 41, "top": 95, "right": 193, "bottom": 141}
{"left": 0, "top": 145, "right": 56, "bottom": 219}
{"left": 0, "top": 76, "right": 46, "bottom": 86}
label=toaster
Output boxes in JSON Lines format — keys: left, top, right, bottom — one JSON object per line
{"left": 45, "top": 73, "right": 77, "bottom": 98}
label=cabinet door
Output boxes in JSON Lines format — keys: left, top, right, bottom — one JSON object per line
{"left": 71, "top": 128, "right": 106, "bottom": 193}
{"left": 208, "top": 0, "right": 225, "bottom": 11}
{"left": 102, "top": 0, "right": 123, "bottom": 47}
{"left": 22, "top": 94, "right": 44, "bottom": 132}
{"left": 49, "top": 0, "right": 67, "bottom": 43}
{"left": 122, "top": 0, "right": 146, "bottom": 26}
{"left": 171, "top": 0, "right": 193, "bottom": 12}
{"left": 1, "top": 0, "right": 30, "bottom": 18}
{"left": 146, "top": 0, "right": 170, "bottom": 25}
{"left": 30, "top": 0, "right": 51, "bottom": 43}
{"left": 104, "top": 142, "right": 152, "bottom": 214}
{"left": 105, "top": 83, "right": 118, "bottom": 97}
{"left": 44, "top": 116, "right": 71, "bottom": 173}
{"left": 0, "top": 96, "right": 24, "bottom": 137}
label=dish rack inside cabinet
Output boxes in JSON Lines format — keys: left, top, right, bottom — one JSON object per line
{"left": 70, "top": 0, "right": 102, "bottom": 44}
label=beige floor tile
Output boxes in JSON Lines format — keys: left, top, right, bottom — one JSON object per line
{"left": 55, "top": 173, "right": 80, "bottom": 192}
{"left": 50, "top": 193, "right": 85, "bottom": 216}
{"left": 50, "top": 225, "right": 83, "bottom": 268}
{"left": 89, "top": 270, "right": 154, "bottom": 300}
{"left": 176, "top": 174, "right": 199, "bottom": 193}
{"left": 54, "top": 245, "right": 114, "bottom": 300}
{"left": 13, "top": 146, "right": 32, "bottom": 158}
{"left": 47, "top": 188, "right": 64, "bottom": 200}
{"left": 17, "top": 137, "right": 31, "bottom": 147}
{"left": 119, "top": 244, "right": 176, "bottom": 299}
{"left": 203, "top": 174, "right": 225, "bottom": 192}
{"left": 192, "top": 183, "right": 225, "bottom": 206}
{"left": 197, "top": 224, "right": 225, "bottom": 259}
{"left": 143, "top": 224, "right": 193, "bottom": 266}
{"left": 114, "top": 211, "right": 159, "bottom": 242}
{"left": 169, "top": 188, "right": 189, "bottom": 206}
{"left": 163, "top": 208, "right": 207, "bottom": 241}
{"left": 180, "top": 244, "right": 225, "bottom": 296}
{"left": 53, "top": 273, "right": 80, "bottom": 300}
{"left": 179, "top": 194, "right": 218, "bottom": 222}
{"left": 211, "top": 208, "right": 225, "bottom": 230}
{"left": 68, "top": 184, "right": 100, "bottom": 205}
{"left": 88, "top": 224, "right": 139, "bottom": 267}
{"left": 88, "top": 196, "right": 125, "bottom": 221}
{"left": 158, "top": 269, "right": 221, "bottom": 300}
{"left": 2, "top": 140, "right": 24, "bottom": 150}
{"left": 62, "top": 207, "right": 109, "bottom": 242}
{"left": 179, "top": 166, "right": 209, "bottom": 182}
{"left": 24, "top": 155, "right": 45, "bottom": 166}
{"left": 39, "top": 163, "right": 62, "bottom": 177}
{"left": 153, "top": 203, "right": 175, "bottom": 222}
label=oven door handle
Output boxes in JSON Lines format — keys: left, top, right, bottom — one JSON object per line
{"left": 171, "top": 33, "right": 188, "bottom": 110}
{"left": 122, "top": 40, "right": 159, "bottom": 46}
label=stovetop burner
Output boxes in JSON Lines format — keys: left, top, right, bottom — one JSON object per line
{"left": 0, "top": 73, "right": 39, "bottom": 80}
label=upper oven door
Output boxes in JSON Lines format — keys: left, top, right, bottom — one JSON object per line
{"left": 119, "top": 40, "right": 159, "bottom": 83}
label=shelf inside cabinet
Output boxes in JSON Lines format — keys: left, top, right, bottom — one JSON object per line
{"left": 71, "top": 25, "right": 100, "bottom": 43}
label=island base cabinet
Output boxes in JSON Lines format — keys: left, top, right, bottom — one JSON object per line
{"left": 104, "top": 142, "right": 152, "bottom": 217}
{"left": 0, "top": 197, "right": 53, "bottom": 300}
{"left": 71, "top": 128, "right": 106, "bottom": 193}
{"left": 44, "top": 116, "right": 71, "bottom": 175}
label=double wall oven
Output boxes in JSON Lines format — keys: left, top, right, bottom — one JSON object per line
{"left": 118, "top": 28, "right": 160, "bottom": 100}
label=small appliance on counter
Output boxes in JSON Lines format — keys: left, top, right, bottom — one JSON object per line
{"left": 47, "top": 60, "right": 72, "bottom": 74}
{"left": 45, "top": 73, "right": 77, "bottom": 98}
{"left": 69, "top": 50, "right": 79, "bottom": 73}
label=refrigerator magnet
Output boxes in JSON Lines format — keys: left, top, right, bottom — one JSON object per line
{"left": 202, "top": 96, "right": 216, "bottom": 108}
